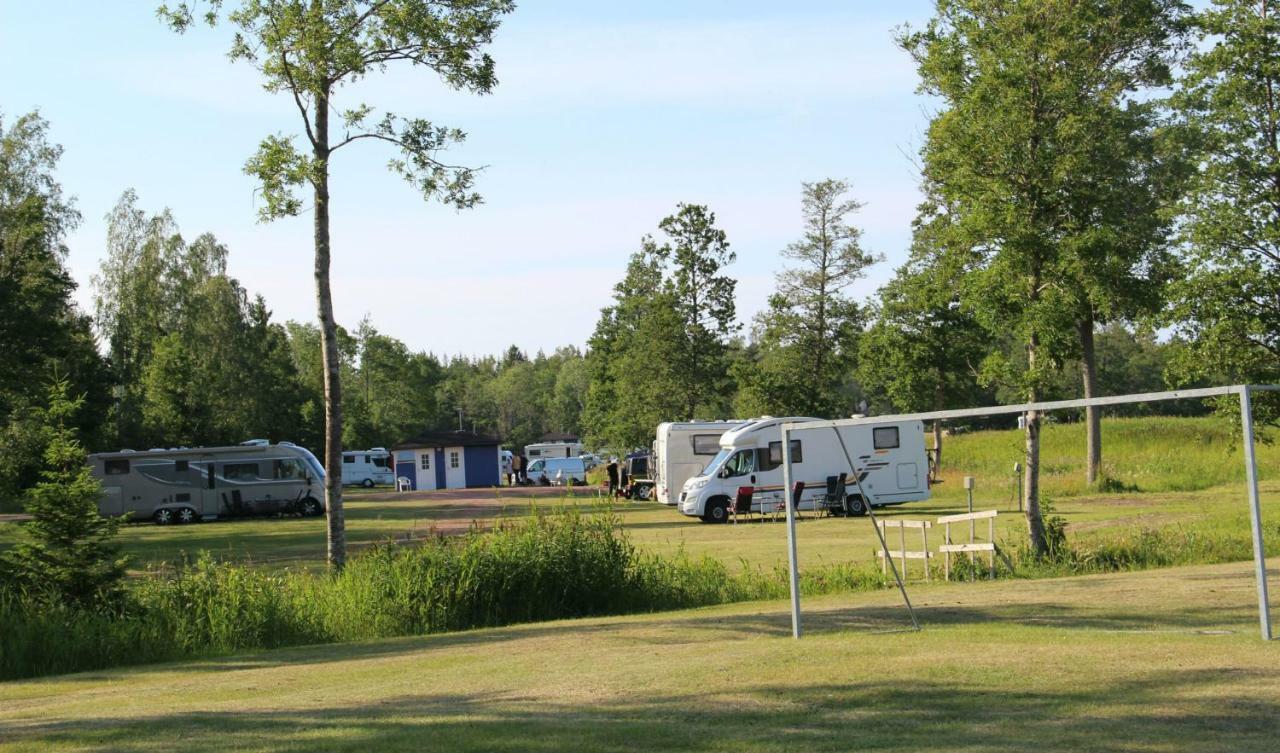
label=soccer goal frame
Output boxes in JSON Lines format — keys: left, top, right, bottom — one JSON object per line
{"left": 779, "top": 384, "right": 1279, "bottom": 642}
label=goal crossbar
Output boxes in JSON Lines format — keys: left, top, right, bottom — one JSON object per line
{"left": 778, "top": 384, "right": 1278, "bottom": 642}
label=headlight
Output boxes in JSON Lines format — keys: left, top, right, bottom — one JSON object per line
{"left": 686, "top": 476, "right": 709, "bottom": 491}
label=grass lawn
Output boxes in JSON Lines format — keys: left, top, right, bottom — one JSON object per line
{"left": 3, "top": 559, "right": 1278, "bottom": 752}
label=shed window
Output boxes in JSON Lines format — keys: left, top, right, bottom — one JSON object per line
{"left": 873, "top": 427, "right": 900, "bottom": 450}
{"left": 420, "top": 453, "right": 431, "bottom": 470}
{"left": 450, "top": 451, "right": 460, "bottom": 469}
{"left": 691, "top": 434, "right": 721, "bottom": 455}
{"left": 105, "top": 459, "right": 130, "bottom": 475}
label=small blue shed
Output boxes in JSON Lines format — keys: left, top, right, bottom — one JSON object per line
{"left": 391, "top": 430, "right": 503, "bottom": 491}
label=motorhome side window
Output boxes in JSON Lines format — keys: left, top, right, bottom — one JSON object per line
{"left": 873, "top": 427, "right": 900, "bottom": 450}
{"left": 343, "top": 455, "right": 355, "bottom": 464}
{"left": 373, "top": 456, "right": 389, "bottom": 468}
{"left": 104, "top": 459, "right": 129, "bottom": 475}
{"left": 691, "top": 435, "right": 721, "bottom": 455}
{"left": 767, "top": 440, "right": 803, "bottom": 465}
{"left": 273, "top": 458, "right": 303, "bottom": 480}
{"left": 223, "top": 463, "right": 259, "bottom": 481}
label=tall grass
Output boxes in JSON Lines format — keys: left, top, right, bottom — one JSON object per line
{"left": 934, "top": 416, "right": 1279, "bottom": 504}
{"left": 1, "top": 510, "right": 860, "bottom": 680}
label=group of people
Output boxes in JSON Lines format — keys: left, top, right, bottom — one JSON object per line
{"left": 605, "top": 457, "right": 628, "bottom": 498}
{"left": 506, "top": 452, "right": 529, "bottom": 486}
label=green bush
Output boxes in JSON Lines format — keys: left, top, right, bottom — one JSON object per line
{"left": 0, "top": 510, "right": 812, "bottom": 680}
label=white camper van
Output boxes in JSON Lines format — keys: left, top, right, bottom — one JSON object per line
{"left": 524, "top": 441, "right": 583, "bottom": 460}
{"left": 341, "top": 448, "right": 394, "bottom": 487}
{"left": 90, "top": 443, "right": 326, "bottom": 525}
{"left": 525, "top": 457, "right": 587, "bottom": 486}
{"left": 678, "top": 417, "right": 931, "bottom": 523}
{"left": 653, "top": 420, "right": 751, "bottom": 505}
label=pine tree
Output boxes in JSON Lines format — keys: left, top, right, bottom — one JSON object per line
{"left": 2, "top": 379, "right": 127, "bottom": 608}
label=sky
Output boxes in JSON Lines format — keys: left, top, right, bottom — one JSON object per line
{"left": 0, "top": 1, "right": 939, "bottom": 357}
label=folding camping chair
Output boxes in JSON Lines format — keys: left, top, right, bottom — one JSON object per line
{"left": 731, "top": 486, "right": 754, "bottom": 524}
{"left": 820, "top": 473, "right": 847, "bottom": 517}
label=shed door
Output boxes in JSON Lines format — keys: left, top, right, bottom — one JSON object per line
{"left": 444, "top": 446, "right": 466, "bottom": 489}
{"left": 416, "top": 450, "right": 438, "bottom": 491}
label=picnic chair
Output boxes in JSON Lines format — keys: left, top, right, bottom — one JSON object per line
{"left": 731, "top": 486, "right": 754, "bottom": 524}
{"left": 820, "top": 473, "right": 847, "bottom": 517}
{"left": 772, "top": 481, "right": 806, "bottom": 521}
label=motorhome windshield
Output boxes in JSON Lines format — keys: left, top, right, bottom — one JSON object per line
{"left": 700, "top": 449, "right": 732, "bottom": 477}
{"left": 298, "top": 447, "right": 326, "bottom": 479}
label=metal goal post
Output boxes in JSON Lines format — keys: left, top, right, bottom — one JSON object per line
{"left": 779, "top": 384, "right": 1278, "bottom": 641}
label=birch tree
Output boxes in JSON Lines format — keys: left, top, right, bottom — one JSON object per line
{"left": 158, "top": 0, "right": 514, "bottom": 569}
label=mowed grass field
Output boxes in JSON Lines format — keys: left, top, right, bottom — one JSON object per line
{"left": 3, "top": 559, "right": 1278, "bottom": 752}
{"left": 1, "top": 415, "right": 1275, "bottom": 574}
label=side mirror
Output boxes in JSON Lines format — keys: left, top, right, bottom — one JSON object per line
{"left": 718, "top": 467, "right": 729, "bottom": 479}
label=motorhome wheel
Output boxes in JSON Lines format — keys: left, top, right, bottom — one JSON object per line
{"left": 300, "top": 497, "right": 323, "bottom": 517}
{"left": 636, "top": 485, "right": 653, "bottom": 501}
{"left": 153, "top": 508, "right": 175, "bottom": 526}
{"left": 176, "top": 507, "right": 197, "bottom": 524}
{"left": 846, "top": 495, "right": 868, "bottom": 517}
{"left": 361, "top": 478, "right": 374, "bottom": 488}
{"left": 703, "top": 497, "right": 729, "bottom": 524}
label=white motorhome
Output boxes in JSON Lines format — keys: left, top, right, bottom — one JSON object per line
{"left": 524, "top": 441, "right": 583, "bottom": 460}
{"left": 678, "top": 417, "right": 931, "bottom": 523}
{"left": 653, "top": 420, "right": 751, "bottom": 505}
{"left": 341, "top": 448, "right": 394, "bottom": 487}
{"left": 90, "top": 443, "right": 326, "bottom": 525}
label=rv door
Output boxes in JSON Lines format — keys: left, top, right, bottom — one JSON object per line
{"left": 99, "top": 486, "right": 123, "bottom": 517}
{"left": 198, "top": 457, "right": 220, "bottom": 517}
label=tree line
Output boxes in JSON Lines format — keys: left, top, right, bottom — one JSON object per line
{"left": 4, "top": 0, "right": 1280, "bottom": 564}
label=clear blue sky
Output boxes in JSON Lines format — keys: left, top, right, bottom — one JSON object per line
{"left": 1, "top": 1, "right": 937, "bottom": 357}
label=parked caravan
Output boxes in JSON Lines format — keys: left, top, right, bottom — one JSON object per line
{"left": 653, "top": 421, "right": 750, "bottom": 505}
{"left": 524, "top": 441, "right": 583, "bottom": 459}
{"left": 524, "top": 457, "right": 587, "bottom": 486}
{"left": 622, "top": 451, "right": 654, "bottom": 500}
{"left": 90, "top": 443, "right": 326, "bottom": 525}
{"left": 341, "top": 448, "right": 394, "bottom": 487}
{"left": 677, "top": 417, "right": 931, "bottom": 523}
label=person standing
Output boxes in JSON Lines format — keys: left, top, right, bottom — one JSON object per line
{"left": 606, "top": 457, "right": 619, "bottom": 498}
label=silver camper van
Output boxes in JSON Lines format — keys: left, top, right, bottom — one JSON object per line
{"left": 89, "top": 443, "right": 326, "bottom": 525}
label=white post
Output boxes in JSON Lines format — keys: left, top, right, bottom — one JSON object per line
{"left": 781, "top": 424, "right": 801, "bottom": 639}
{"left": 1240, "top": 387, "right": 1273, "bottom": 641}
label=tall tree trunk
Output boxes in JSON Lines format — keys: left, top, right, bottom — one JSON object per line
{"left": 313, "top": 92, "right": 345, "bottom": 570}
{"left": 1024, "top": 334, "right": 1049, "bottom": 557}
{"left": 932, "top": 419, "right": 942, "bottom": 477}
{"left": 933, "top": 381, "right": 945, "bottom": 473}
{"left": 1078, "top": 312, "right": 1101, "bottom": 486}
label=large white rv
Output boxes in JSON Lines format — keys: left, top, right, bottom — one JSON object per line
{"left": 677, "top": 417, "right": 931, "bottom": 523}
{"left": 341, "top": 448, "right": 394, "bottom": 487}
{"left": 523, "top": 441, "right": 583, "bottom": 460}
{"left": 653, "top": 420, "right": 750, "bottom": 505}
{"left": 89, "top": 443, "right": 326, "bottom": 525}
